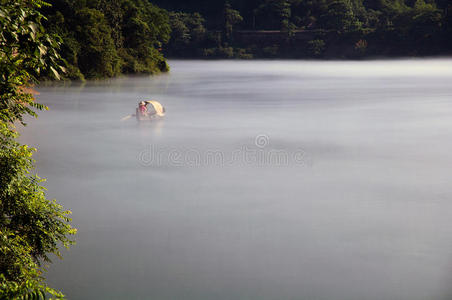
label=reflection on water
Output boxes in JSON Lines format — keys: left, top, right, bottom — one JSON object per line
{"left": 21, "top": 60, "right": 452, "bottom": 300}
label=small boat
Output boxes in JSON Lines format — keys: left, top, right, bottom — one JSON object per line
{"left": 121, "top": 100, "right": 166, "bottom": 122}
{"left": 136, "top": 109, "right": 163, "bottom": 121}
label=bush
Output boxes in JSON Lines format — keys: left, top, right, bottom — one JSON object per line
{"left": 262, "top": 45, "right": 280, "bottom": 57}
{"left": 307, "top": 39, "right": 326, "bottom": 57}
{"left": 0, "top": 1, "right": 76, "bottom": 298}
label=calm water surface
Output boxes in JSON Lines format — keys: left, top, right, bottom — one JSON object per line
{"left": 22, "top": 60, "right": 452, "bottom": 300}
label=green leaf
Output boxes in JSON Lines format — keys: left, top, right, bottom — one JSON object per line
{"left": 49, "top": 66, "right": 60, "bottom": 80}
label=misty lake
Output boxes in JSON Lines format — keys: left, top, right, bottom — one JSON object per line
{"left": 22, "top": 59, "right": 452, "bottom": 300}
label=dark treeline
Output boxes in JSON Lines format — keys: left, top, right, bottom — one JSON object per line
{"left": 157, "top": 0, "right": 452, "bottom": 59}
{"left": 42, "top": 0, "right": 171, "bottom": 80}
{"left": 41, "top": 0, "right": 452, "bottom": 79}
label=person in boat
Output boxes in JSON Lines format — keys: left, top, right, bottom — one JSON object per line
{"left": 138, "top": 101, "right": 148, "bottom": 116}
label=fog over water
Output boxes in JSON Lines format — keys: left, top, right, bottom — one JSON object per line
{"left": 22, "top": 60, "right": 452, "bottom": 300}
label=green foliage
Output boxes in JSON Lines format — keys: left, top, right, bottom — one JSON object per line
{"left": 410, "top": 1, "right": 443, "bottom": 45}
{"left": 307, "top": 39, "right": 326, "bottom": 56}
{"left": 167, "top": 12, "right": 207, "bottom": 57}
{"left": 155, "top": 0, "right": 451, "bottom": 58}
{"left": 96, "top": 0, "right": 124, "bottom": 49}
{"left": 43, "top": 0, "right": 171, "bottom": 79}
{"left": 75, "top": 8, "right": 121, "bottom": 78}
{"left": 167, "top": 8, "right": 250, "bottom": 58}
{"left": 255, "top": 0, "right": 292, "bottom": 30}
{"left": 203, "top": 46, "right": 235, "bottom": 58}
{"left": 0, "top": 0, "right": 76, "bottom": 298}
{"left": 262, "top": 44, "right": 280, "bottom": 57}
{"left": 0, "top": 0, "right": 64, "bottom": 124}
{"left": 235, "top": 48, "right": 254, "bottom": 59}
{"left": 0, "top": 125, "right": 75, "bottom": 300}
{"left": 202, "top": 46, "right": 253, "bottom": 58}
{"left": 320, "top": 0, "right": 363, "bottom": 32}
{"left": 121, "top": 0, "right": 170, "bottom": 73}
{"left": 223, "top": 2, "right": 243, "bottom": 41}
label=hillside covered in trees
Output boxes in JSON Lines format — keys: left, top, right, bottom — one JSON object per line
{"left": 159, "top": 0, "right": 451, "bottom": 59}
{"left": 41, "top": 0, "right": 451, "bottom": 79}
{"left": 42, "top": 0, "right": 171, "bottom": 80}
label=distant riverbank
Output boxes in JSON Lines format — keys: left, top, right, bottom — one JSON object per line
{"left": 165, "top": 29, "right": 452, "bottom": 60}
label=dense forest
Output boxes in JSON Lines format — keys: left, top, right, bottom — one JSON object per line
{"left": 42, "top": 0, "right": 171, "bottom": 80}
{"left": 159, "top": 0, "right": 452, "bottom": 59}
{"left": 40, "top": 0, "right": 452, "bottom": 78}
